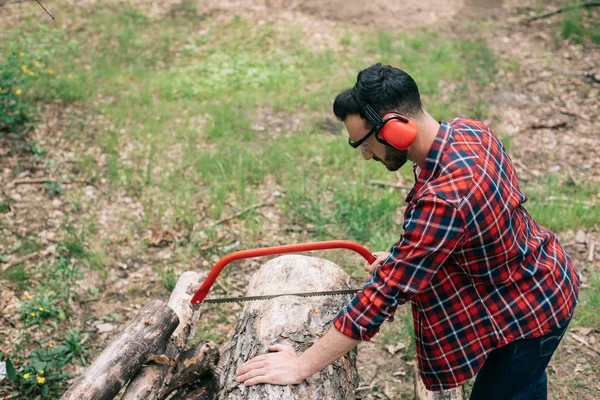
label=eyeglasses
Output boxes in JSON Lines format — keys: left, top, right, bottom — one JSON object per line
{"left": 348, "top": 126, "right": 377, "bottom": 152}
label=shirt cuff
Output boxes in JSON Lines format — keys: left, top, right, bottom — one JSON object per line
{"left": 333, "top": 305, "right": 381, "bottom": 341}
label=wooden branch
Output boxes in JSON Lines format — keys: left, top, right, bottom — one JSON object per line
{"left": 569, "top": 333, "right": 600, "bottom": 356}
{"left": 413, "top": 363, "right": 465, "bottom": 400}
{"left": 169, "top": 377, "right": 220, "bottom": 400}
{"left": 158, "top": 341, "right": 220, "bottom": 398}
{"left": 218, "top": 255, "right": 360, "bottom": 399}
{"left": 59, "top": 300, "right": 179, "bottom": 400}
{"left": 527, "top": 2, "right": 600, "bottom": 22}
{"left": 369, "top": 180, "right": 413, "bottom": 190}
{"left": 122, "top": 271, "right": 206, "bottom": 400}
{"left": 9, "top": 177, "right": 50, "bottom": 185}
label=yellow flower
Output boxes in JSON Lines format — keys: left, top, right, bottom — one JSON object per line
{"left": 38, "top": 306, "right": 44, "bottom": 311}
{"left": 48, "top": 69, "right": 54, "bottom": 75}
{"left": 21, "top": 65, "right": 28, "bottom": 73}
{"left": 39, "top": 370, "right": 44, "bottom": 375}
{"left": 48, "top": 343, "right": 53, "bottom": 348}
{"left": 36, "top": 375, "right": 45, "bottom": 384}
{"left": 35, "top": 61, "right": 40, "bottom": 67}
{"left": 30, "top": 311, "right": 35, "bottom": 317}
{"left": 27, "top": 295, "right": 33, "bottom": 300}
{"left": 20, "top": 52, "right": 24, "bottom": 57}
{"left": 23, "top": 373, "right": 31, "bottom": 379}
{"left": 68, "top": 74, "right": 72, "bottom": 80}
{"left": 29, "top": 71, "right": 35, "bottom": 76}
{"left": 16, "top": 89, "right": 22, "bottom": 95}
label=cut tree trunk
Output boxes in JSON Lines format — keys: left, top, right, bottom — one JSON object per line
{"left": 59, "top": 300, "right": 179, "bottom": 400}
{"left": 413, "top": 363, "right": 465, "bottom": 400}
{"left": 122, "top": 271, "right": 206, "bottom": 400}
{"left": 218, "top": 254, "right": 360, "bottom": 400}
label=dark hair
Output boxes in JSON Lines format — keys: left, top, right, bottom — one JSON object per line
{"left": 333, "top": 63, "right": 423, "bottom": 123}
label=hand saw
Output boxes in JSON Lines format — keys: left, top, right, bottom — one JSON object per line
{"left": 190, "top": 240, "right": 376, "bottom": 305}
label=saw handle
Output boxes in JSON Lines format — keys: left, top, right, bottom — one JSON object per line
{"left": 190, "top": 240, "right": 377, "bottom": 305}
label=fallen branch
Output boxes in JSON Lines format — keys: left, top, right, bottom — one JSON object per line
{"left": 369, "top": 180, "right": 413, "bottom": 190}
{"left": 526, "top": 2, "right": 600, "bottom": 22}
{"left": 9, "top": 177, "right": 51, "bottom": 185}
{"left": 60, "top": 300, "right": 180, "bottom": 400}
{"left": 569, "top": 333, "right": 600, "bottom": 356}
{"left": 208, "top": 202, "right": 273, "bottom": 228}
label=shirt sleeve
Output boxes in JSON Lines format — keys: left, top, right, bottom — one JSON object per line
{"left": 334, "top": 195, "right": 465, "bottom": 341}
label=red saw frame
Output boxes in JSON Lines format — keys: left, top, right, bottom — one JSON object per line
{"left": 190, "top": 240, "right": 377, "bottom": 305}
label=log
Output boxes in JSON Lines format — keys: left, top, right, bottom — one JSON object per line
{"left": 218, "top": 254, "right": 360, "bottom": 400}
{"left": 413, "top": 363, "right": 465, "bottom": 400}
{"left": 122, "top": 271, "right": 206, "bottom": 400}
{"left": 60, "top": 300, "right": 179, "bottom": 400}
{"left": 159, "top": 340, "right": 220, "bottom": 398}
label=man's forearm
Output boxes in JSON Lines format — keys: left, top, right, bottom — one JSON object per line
{"left": 297, "top": 326, "right": 361, "bottom": 379}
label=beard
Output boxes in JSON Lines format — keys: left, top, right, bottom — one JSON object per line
{"left": 373, "top": 145, "right": 409, "bottom": 171}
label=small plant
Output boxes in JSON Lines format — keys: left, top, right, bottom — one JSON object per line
{"left": 0, "top": 53, "right": 33, "bottom": 134}
{"left": 44, "top": 178, "right": 64, "bottom": 197}
{"left": 160, "top": 267, "right": 178, "bottom": 291}
{"left": 2, "top": 225, "right": 93, "bottom": 398}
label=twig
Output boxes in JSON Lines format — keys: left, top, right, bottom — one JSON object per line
{"left": 369, "top": 180, "right": 413, "bottom": 190}
{"left": 569, "top": 333, "right": 600, "bottom": 356}
{"left": 35, "top": 0, "right": 55, "bottom": 20}
{"left": 208, "top": 202, "right": 273, "bottom": 228}
{"left": 2, "top": 252, "right": 38, "bottom": 271}
{"left": 9, "top": 177, "right": 50, "bottom": 185}
{"left": 588, "top": 241, "right": 596, "bottom": 262}
{"left": 527, "top": 2, "right": 600, "bottom": 22}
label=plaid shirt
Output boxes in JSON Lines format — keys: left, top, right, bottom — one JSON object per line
{"left": 334, "top": 117, "right": 580, "bottom": 390}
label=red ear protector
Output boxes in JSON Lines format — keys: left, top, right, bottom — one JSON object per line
{"left": 351, "top": 86, "right": 418, "bottom": 150}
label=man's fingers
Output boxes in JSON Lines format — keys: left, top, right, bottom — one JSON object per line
{"left": 238, "top": 358, "right": 266, "bottom": 375}
{"left": 268, "top": 344, "right": 287, "bottom": 352}
{"left": 244, "top": 374, "right": 270, "bottom": 386}
{"left": 236, "top": 367, "right": 266, "bottom": 383}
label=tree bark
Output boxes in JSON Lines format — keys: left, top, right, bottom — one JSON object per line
{"left": 159, "top": 340, "right": 220, "bottom": 398}
{"left": 218, "top": 254, "right": 360, "bottom": 400}
{"left": 122, "top": 271, "right": 205, "bottom": 400}
{"left": 60, "top": 300, "right": 179, "bottom": 400}
{"left": 413, "top": 363, "right": 465, "bottom": 400}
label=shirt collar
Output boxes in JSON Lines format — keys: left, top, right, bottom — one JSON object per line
{"left": 405, "top": 120, "right": 453, "bottom": 202}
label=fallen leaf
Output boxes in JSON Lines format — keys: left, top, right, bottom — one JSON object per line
{"left": 577, "top": 327, "right": 593, "bottom": 336}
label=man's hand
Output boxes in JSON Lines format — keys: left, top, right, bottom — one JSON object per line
{"left": 236, "top": 344, "right": 305, "bottom": 386}
{"left": 364, "top": 252, "right": 390, "bottom": 275}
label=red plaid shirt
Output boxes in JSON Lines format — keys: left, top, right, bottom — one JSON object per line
{"left": 334, "top": 117, "right": 580, "bottom": 390}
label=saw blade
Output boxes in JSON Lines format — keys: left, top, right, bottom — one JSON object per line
{"left": 202, "top": 288, "right": 360, "bottom": 304}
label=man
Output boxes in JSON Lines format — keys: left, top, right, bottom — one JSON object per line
{"left": 236, "top": 64, "right": 580, "bottom": 399}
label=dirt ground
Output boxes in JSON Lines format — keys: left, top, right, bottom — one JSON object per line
{"left": 1, "top": 0, "right": 599, "bottom": 399}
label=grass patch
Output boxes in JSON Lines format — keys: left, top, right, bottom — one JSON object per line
{"left": 560, "top": 6, "right": 600, "bottom": 45}
{"left": 523, "top": 176, "right": 600, "bottom": 232}
{"left": 571, "top": 271, "right": 600, "bottom": 329}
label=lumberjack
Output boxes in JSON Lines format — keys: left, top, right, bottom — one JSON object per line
{"left": 236, "top": 63, "right": 580, "bottom": 399}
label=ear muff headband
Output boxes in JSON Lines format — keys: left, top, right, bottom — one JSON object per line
{"left": 350, "top": 86, "right": 418, "bottom": 151}
{"left": 351, "top": 87, "right": 384, "bottom": 130}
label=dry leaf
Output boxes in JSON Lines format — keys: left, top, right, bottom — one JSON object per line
{"left": 577, "top": 327, "right": 593, "bottom": 336}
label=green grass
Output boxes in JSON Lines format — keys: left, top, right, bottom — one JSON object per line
{"left": 560, "top": 7, "right": 600, "bottom": 45}
{"left": 571, "top": 272, "right": 600, "bottom": 329}
{"left": 0, "top": 2, "right": 503, "bottom": 261}
{"left": 523, "top": 176, "right": 600, "bottom": 232}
